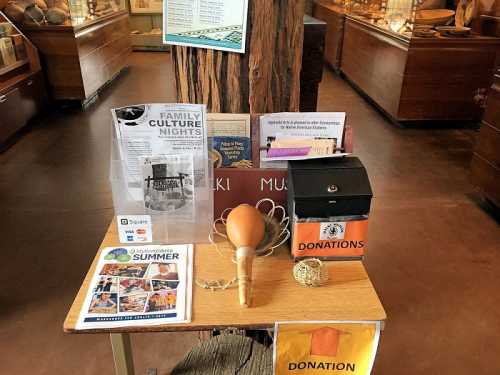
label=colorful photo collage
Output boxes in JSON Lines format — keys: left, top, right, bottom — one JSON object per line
{"left": 88, "top": 263, "right": 179, "bottom": 314}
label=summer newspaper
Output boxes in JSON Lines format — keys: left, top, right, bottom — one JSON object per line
{"left": 75, "top": 245, "right": 192, "bottom": 329}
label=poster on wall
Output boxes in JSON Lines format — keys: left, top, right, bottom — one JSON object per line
{"left": 129, "top": 0, "right": 163, "bottom": 14}
{"left": 163, "top": 0, "right": 249, "bottom": 53}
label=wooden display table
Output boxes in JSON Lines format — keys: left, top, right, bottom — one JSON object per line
{"left": 64, "top": 220, "right": 386, "bottom": 374}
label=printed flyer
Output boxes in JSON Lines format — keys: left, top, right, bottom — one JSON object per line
{"left": 112, "top": 103, "right": 208, "bottom": 202}
{"left": 260, "top": 112, "right": 347, "bottom": 169}
{"left": 75, "top": 245, "right": 193, "bottom": 329}
{"left": 164, "top": 0, "right": 249, "bottom": 53}
{"left": 141, "top": 154, "right": 195, "bottom": 216}
{"left": 273, "top": 321, "right": 381, "bottom": 375}
{"left": 208, "top": 113, "right": 252, "bottom": 168}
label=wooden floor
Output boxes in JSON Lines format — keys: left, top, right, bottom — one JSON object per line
{"left": 0, "top": 52, "right": 499, "bottom": 375}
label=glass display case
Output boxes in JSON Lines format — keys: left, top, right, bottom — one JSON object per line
{"left": 68, "top": 0, "right": 126, "bottom": 27}
{"left": 313, "top": 0, "right": 500, "bottom": 124}
{"left": 0, "top": 17, "right": 28, "bottom": 75}
{"left": 17, "top": 0, "right": 131, "bottom": 105}
{"left": 0, "top": 11, "right": 46, "bottom": 144}
{"left": 347, "top": 0, "right": 420, "bottom": 37}
{"left": 322, "top": 0, "right": 456, "bottom": 38}
{"left": 1, "top": 0, "right": 126, "bottom": 28}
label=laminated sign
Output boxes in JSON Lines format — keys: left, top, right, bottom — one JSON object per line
{"left": 291, "top": 219, "right": 369, "bottom": 259}
{"left": 273, "top": 321, "right": 381, "bottom": 375}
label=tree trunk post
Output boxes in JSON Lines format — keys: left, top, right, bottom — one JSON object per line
{"left": 171, "top": 0, "right": 305, "bottom": 114}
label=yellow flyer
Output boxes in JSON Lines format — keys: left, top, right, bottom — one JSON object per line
{"left": 273, "top": 321, "right": 381, "bottom": 375}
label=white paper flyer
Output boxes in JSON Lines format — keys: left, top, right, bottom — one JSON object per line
{"left": 259, "top": 112, "right": 347, "bottom": 169}
{"left": 75, "top": 245, "right": 193, "bottom": 329}
{"left": 112, "top": 104, "right": 208, "bottom": 201}
{"left": 164, "top": 0, "right": 249, "bottom": 53}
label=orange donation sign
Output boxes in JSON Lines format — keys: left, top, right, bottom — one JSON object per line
{"left": 273, "top": 321, "right": 381, "bottom": 375}
{"left": 291, "top": 219, "right": 369, "bottom": 259}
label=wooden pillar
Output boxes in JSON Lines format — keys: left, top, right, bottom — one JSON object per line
{"left": 171, "top": 0, "right": 305, "bottom": 114}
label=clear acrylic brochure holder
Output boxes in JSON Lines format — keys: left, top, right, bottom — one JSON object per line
{"left": 109, "top": 122, "right": 213, "bottom": 244}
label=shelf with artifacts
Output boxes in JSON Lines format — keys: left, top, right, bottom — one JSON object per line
{"left": 313, "top": 0, "right": 500, "bottom": 123}
{"left": 0, "top": 11, "right": 47, "bottom": 144}
{"left": 127, "top": 0, "right": 168, "bottom": 52}
{"left": 1, "top": 0, "right": 132, "bottom": 105}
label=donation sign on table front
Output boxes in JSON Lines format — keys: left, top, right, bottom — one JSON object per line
{"left": 164, "top": 0, "right": 249, "bottom": 53}
{"left": 75, "top": 245, "right": 193, "bottom": 329}
{"left": 273, "top": 321, "right": 381, "bottom": 375}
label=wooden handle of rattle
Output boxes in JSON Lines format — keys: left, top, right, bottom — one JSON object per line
{"left": 226, "top": 204, "right": 265, "bottom": 308}
{"left": 236, "top": 246, "right": 255, "bottom": 308}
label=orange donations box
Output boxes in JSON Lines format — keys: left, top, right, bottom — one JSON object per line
{"left": 287, "top": 157, "right": 373, "bottom": 260}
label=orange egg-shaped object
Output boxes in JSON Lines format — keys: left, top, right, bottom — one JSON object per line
{"left": 226, "top": 204, "right": 265, "bottom": 248}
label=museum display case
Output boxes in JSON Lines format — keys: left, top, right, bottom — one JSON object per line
{"left": 314, "top": 0, "right": 500, "bottom": 123}
{"left": 348, "top": 0, "right": 416, "bottom": 37}
{"left": 67, "top": 0, "right": 127, "bottom": 26}
{"left": 23, "top": 8, "right": 130, "bottom": 105}
{"left": 0, "top": 11, "right": 46, "bottom": 144}
{"left": 0, "top": 0, "right": 131, "bottom": 105}
{"left": 2, "top": 0, "right": 126, "bottom": 28}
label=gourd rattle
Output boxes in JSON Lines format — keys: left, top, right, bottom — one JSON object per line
{"left": 225, "top": 204, "right": 265, "bottom": 307}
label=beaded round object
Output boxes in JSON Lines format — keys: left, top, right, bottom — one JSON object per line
{"left": 293, "top": 258, "right": 329, "bottom": 287}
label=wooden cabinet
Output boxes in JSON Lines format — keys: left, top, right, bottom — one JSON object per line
{"left": 341, "top": 19, "right": 408, "bottom": 118}
{"left": 0, "top": 72, "right": 46, "bottom": 142}
{"left": 313, "top": 0, "right": 346, "bottom": 71}
{"left": 0, "top": 86, "right": 25, "bottom": 142}
{"left": 471, "top": 68, "right": 500, "bottom": 208}
{"left": 0, "top": 11, "right": 47, "bottom": 145}
{"left": 301, "top": 15, "right": 327, "bottom": 112}
{"left": 23, "top": 10, "right": 131, "bottom": 106}
{"left": 18, "top": 73, "right": 46, "bottom": 120}
{"left": 341, "top": 16, "right": 500, "bottom": 123}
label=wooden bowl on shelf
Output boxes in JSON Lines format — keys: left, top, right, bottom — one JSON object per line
{"left": 413, "top": 28, "right": 438, "bottom": 37}
{"left": 415, "top": 9, "right": 455, "bottom": 25}
{"left": 435, "top": 26, "right": 471, "bottom": 36}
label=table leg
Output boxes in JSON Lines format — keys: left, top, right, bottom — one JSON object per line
{"left": 110, "top": 333, "right": 135, "bottom": 375}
